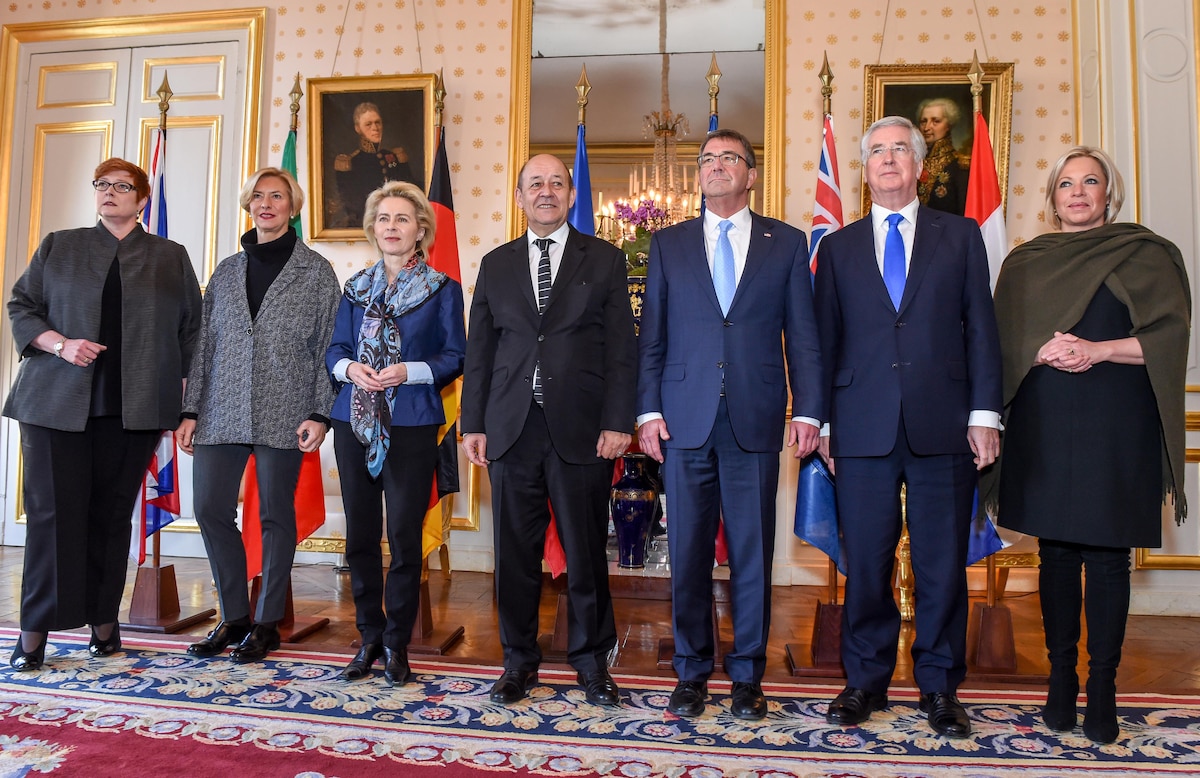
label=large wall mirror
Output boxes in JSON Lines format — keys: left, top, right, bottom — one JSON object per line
{"left": 507, "top": 0, "right": 783, "bottom": 241}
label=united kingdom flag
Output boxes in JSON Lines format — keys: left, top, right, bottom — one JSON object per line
{"left": 809, "top": 114, "right": 843, "bottom": 277}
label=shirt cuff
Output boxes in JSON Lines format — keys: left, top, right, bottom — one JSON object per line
{"left": 819, "top": 422, "right": 830, "bottom": 438}
{"left": 968, "top": 410, "right": 1002, "bottom": 429}
{"left": 636, "top": 412, "right": 664, "bottom": 426}
{"left": 404, "top": 361, "right": 433, "bottom": 384}
{"left": 790, "top": 415, "right": 820, "bottom": 429}
{"left": 333, "top": 358, "right": 353, "bottom": 383}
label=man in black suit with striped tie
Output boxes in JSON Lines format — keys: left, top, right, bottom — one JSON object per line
{"left": 461, "top": 154, "right": 637, "bottom": 707}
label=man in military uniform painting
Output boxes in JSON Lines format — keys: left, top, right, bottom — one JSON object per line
{"left": 334, "top": 102, "right": 418, "bottom": 226}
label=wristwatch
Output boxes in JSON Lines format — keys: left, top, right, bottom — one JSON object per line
{"left": 53, "top": 338, "right": 65, "bottom": 358}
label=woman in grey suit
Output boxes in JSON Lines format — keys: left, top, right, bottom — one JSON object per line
{"left": 175, "top": 167, "right": 340, "bottom": 663}
{"left": 5, "top": 158, "right": 202, "bottom": 670}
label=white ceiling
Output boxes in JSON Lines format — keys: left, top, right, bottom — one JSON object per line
{"left": 529, "top": 0, "right": 766, "bottom": 146}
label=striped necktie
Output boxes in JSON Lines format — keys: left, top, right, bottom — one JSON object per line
{"left": 532, "top": 237, "right": 554, "bottom": 404}
{"left": 534, "top": 238, "right": 553, "bottom": 313}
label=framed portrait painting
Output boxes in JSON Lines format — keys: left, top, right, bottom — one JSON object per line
{"left": 862, "top": 62, "right": 1014, "bottom": 217}
{"left": 306, "top": 73, "right": 437, "bottom": 241}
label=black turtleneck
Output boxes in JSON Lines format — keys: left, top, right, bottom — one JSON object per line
{"left": 242, "top": 226, "right": 298, "bottom": 319}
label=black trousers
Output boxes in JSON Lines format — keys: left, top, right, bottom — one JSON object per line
{"left": 333, "top": 420, "right": 439, "bottom": 648}
{"left": 19, "top": 418, "right": 160, "bottom": 631}
{"left": 193, "top": 443, "right": 303, "bottom": 624}
{"left": 488, "top": 403, "right": 616, "bottom": 675}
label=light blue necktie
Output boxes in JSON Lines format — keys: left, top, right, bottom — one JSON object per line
{"left": 713, "top": 219, "right": 736, "bottom": 315}
{"left": 882, "top": 213, "right": 906, "bottom": 310}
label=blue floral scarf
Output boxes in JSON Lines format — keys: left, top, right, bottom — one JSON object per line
{"left": 346, "top": 255, "right": 448, "bottom": 476}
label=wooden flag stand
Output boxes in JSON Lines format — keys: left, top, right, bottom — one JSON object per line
{"left": 249, "top": 575, "right": 328, "bottom": 643}
{"left": 786, "top": 557, "right": 846, "bottom": 677}
{"left": 408, "top": 492, "right": 465, "bottom": 655}
{"left": 122, "top": 528, "right": 216, "bottom": 634}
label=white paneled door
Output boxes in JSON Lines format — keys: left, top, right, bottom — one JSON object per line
{"left": 2, "top": 35, "right": 252, "bottom": 553}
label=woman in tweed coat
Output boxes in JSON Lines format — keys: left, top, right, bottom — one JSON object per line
{"left": 175, "top": 168, "right": 340, "bottom": 663}
{"left": 5, "top": 158, "right": 202, "bottom": 670}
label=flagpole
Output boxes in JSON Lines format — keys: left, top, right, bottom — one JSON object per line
{"left": 786, "top": 53, "right": 846, "bottom": 678}
{"left": 126, "top": 72, "right": 217, "bottom": 634}
{"left": 149, "top": 73, "right": 172, "bottom": 574}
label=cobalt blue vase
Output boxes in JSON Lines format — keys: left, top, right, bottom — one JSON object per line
{"left": 610, "top": 454, "right": 657, "bottom": 569}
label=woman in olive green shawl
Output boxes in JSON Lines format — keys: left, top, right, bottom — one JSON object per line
{"left": 988, "top": 147, "right": 1190, "bottom": 745}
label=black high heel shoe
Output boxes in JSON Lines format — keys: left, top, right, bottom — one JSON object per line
{"left": 88, "top": 623, "right": 121, "bottom": 658}
{"left": 10, "top": 633, "right": 47, "bottom": 671}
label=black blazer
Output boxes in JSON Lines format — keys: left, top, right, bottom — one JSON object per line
{"left": 461, "top": 226, "right": 637, "bottom": 464}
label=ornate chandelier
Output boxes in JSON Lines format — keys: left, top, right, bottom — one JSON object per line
{"left": 596, "top": 0, "right": 697, "bottom": 251}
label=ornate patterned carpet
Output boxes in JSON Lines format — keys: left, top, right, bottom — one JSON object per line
{"left": 1, "top": 629, "right": 1198, "bottom": 777}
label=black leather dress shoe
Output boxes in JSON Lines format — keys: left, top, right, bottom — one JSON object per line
{"left": 88, "top": 623, "right": 121, "bottom": 657}
{"left": 826, "top": 686, "right": 888, "bottom": 725}
{"left": 382, "top": 646, "right": 412, "bottom": 687}
{"left": 667, "top": 680, "right": 708, "bottom": 717}
{"left": 490, "top": 668, "right": 538, "bottom": 704}
{"left": 577, "top": 669, "right": 621, "bottom": 706}
{"left": 920, "top": 692, "right": 972, "bottom": 738}
{"left": 187, "top": 621, "right": 251, "bottom": 658}
{"left": 10, "top": 633, "right": 47, "bottom": 672}
{"left": 229, "top": 624, "right": 281, "bottom": 663}
{"left": 730, "top": 682, "right": 768, "bottom": 720}
{"left": 340, "top": 643, "right": 383, "bottom": 681}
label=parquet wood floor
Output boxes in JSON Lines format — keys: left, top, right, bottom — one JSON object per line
{"left": 2, "top": 546, "right": 1198, "bottom": 692}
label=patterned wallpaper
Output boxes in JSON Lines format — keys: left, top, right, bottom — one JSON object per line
{"left": 2, "top": 0, "right": 1075, "bottom": 287}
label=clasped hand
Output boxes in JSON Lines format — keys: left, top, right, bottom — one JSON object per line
{"left": 347, "top": 361, "right": 408, "bottom": 391}
{"left": 1036, "top": 331, "right": 1093, "bottom": 374}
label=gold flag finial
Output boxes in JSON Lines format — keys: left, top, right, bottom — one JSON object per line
{"left": 155, "top": 73, "right": 173, "bottom": 131}
{"left": 434, "top": 69, "right": 447, "bottom": 129}
{"left": 575, "top": 64, "right": 591, "bottom": 125}
{"left": 819, "top": 52, "right": 834, "bottom": 117}
{"left": 706, "top": 53, "right": 722, "bottom": 117}
{"left": 288, "top": 73, "right": 303, "bottom": 133}
{"left": 968, "top": 50, "right": 985, "bottom": 114}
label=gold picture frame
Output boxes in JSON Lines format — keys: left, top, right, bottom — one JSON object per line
{"left": 862, "top": 62, "right": 1014, "bottom": 217}
{"left": 306, "top": 74, "right": 437, "bottom": 241}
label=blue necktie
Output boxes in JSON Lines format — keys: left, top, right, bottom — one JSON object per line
{"left": 883, "top": 213, "right": 906, "bottom": 310}
{"left": 713, "top": 219, "right": 736, "bottom": 315}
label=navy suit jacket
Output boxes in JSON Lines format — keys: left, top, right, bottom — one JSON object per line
{"left": 637, "top": 212, "right": 823, "bottom": 452}
{"left": 325, "top": 279, "right": 466, "bottom": 427}
{"left": 813, "top": 206, "right": 1002, "bottom": 457}
{"left": 461, "top": 226, "right": 637, "bottom": 464}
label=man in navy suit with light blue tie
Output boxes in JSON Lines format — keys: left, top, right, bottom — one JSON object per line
{"left": 638, "top": 129, "right": 824, "bottom": 720}
{"left": 814, "top": 116, "right": 1002, "bottom": 738}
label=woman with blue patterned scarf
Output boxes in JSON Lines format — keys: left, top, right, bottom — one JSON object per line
{"left": 326, "top": 181, "right": 466, "bottom": 685}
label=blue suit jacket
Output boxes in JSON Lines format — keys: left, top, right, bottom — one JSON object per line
{"left": 636, "top": 212, "right": 823, "bottom": 452}
{"left": 325, "top": 279, "right": 466, "bottom": 427}
{"left": 813, "top": 206, "right": 1002, "bottom": 457}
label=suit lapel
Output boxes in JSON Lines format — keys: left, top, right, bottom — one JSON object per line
{"left": 679, "top": 218, "right": 722, "bottom": 314}
{"left": 846, "top": 218, "right": 895, "bottom": 312}
{"left": 547, "top": 227, "right": 585, "bottom": 313}
{"left": 734, "top": 214, "right": 775, "bottom": 311}
{"left": 898, "top": 207, "right": 942, "bottom": 314}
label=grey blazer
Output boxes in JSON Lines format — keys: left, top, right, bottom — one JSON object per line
{"left": 4, "top": 224, "right": 202, "bottom": 431}
{"left": 183, "top": 238, "right": 340, "bottom": 449}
